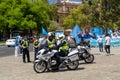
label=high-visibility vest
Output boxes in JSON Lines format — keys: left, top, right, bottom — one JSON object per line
{"left": 33, "top": 40, "right": 39, "bottom": 48}
{"left": 59, "top": 39, "right": 69, "bottom": 51}
{"left": 47, "top": 39, "right": 56, "bottom": 48}
{"left": 22, "top": 40, "right": 29, "bottom": 48}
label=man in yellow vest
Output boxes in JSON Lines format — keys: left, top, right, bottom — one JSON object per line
{"left": 58, "top": 34, "right": 69, "bottom": 56}
{"left": 47, "top": 32, "right": 56, "bottom": 49}
{"left": 33, "top": 36, "right": 39, "bottom": 60}
{"left": 52, "top": 34, "right": 69, "bottom": 70}
{"left": 22, "top": 36, "right": 31, "bottom": 63}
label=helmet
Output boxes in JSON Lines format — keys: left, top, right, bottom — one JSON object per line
{"left": 48, "top": 32, "right": 53, "bottom": 37}
{"left": 59, "top": 34, "right": 65, "bottom": 39}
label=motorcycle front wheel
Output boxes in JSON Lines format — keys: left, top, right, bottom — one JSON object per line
{"left": 33, "top": 61, "right": 47, "bottom": 73}
{"left": 67, "top": 60, "right": 79, "bottom": 70}
{"left": 84, "top": 54, "right": 94, "bottom": 63}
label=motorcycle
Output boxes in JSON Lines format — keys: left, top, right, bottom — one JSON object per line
{"left": 77, "top": 42, "right": 94, "bottom": 63}
{"left": 33, "top": 48, "right": 79, "bottom": 73}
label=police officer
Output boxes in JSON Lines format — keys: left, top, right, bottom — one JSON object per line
{"left": 58, "top": 34, "right": 69, "bottom": 56}
{"left": 47, "top": 32, "right": 56, "bottom": 49}
{"left": 22, "top": 36, "right": 31, "bottom": 63}
{"left": 53, "top": 34, "right": 69, "bottom": 70}
{"left": 33, "top": 36, "right": 39, "bottom": 60}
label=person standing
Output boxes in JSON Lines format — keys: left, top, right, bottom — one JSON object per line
{"left": 22, "top": 37, "right": 31, "bottom": 63}
{"left": 19, "top": 37, "right": 23, "bottom": 55}
{"left": 104, "top": 34, "right": 111, "bottom": 56}
{"left": 15, "top": 36, "right": 19, "bottom": 57}
{"left": 39, "top": 34, "right": 48, "bottom": 50}
{"left": 33, "top": 36, "right": 39, "bottom": 61}
{"left": 97, "top": 36, "right": 104, "bottom": 52}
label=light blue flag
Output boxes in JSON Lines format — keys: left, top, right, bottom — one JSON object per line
{"left": 42, "top": 27, "right": 48, "bottom": 36}
{"left": 107, "top": 27, "right": 112, "bottom": 34}
{"left": 70, "top": 24, "right": 82, "bottom": 44}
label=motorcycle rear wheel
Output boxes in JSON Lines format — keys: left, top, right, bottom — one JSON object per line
{"left": 67, "top": 60, "right": 79, "bottom": 70}
{"left": 84, "top": 54, "right": 94, "bottom": 63}
{"left": 33, "top": 61, "right": 47, "bottom": 73}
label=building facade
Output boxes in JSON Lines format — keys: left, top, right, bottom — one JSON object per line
{"left": 57, "top": 0, "right": 81, "bottom": 26}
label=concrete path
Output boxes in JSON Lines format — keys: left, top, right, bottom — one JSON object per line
{"left": 0, "top": 47, "right": 120, "bottom": 80}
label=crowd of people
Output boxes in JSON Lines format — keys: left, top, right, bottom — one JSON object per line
{"left": 14, "top": 32, "right": 76, "bottom": 63}
{"left": 14, "top": 32, "right": 112, "bottom": 63}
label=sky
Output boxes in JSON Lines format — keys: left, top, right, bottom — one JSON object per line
{"left": 48, "top": 0, "right": 82, "bottom": 4}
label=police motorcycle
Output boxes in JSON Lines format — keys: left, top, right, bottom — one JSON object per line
{"left": 33, "top": 45, "right": 79, "bottom": 73}
{"left": 76, "top": 41, "right": 94, "bottom": 63}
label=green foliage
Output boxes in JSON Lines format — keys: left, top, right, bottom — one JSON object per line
{"left": 63, "top": 0, "right": 120, "bottom": 30}
{"left": 63, "top": 4, "right": 92, "bottom": 29}
{"left": 0, "top": 0, "right": 56, "bottom": 35}
{"left": 49, "top": 4, "right": 58, "bottom": 20}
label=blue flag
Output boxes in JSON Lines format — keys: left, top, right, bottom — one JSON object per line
{"left": 107, "top": 27, "right": 112, "bottom": 35}
{"left": 42, "top": 27, "right": 48, "bottom": 36}
{"left": 70, "top": 24, "right": 82, "bottom": 44}
{"left": 90, "top": 27, "right": 104, "bottom": 36}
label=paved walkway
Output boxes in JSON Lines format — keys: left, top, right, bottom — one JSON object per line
{"left": 0, "top": 47, "right": 120, "bottom": 80}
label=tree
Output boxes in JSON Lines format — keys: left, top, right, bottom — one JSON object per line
{"left": 63, "top": 3, "right": 93, "bottom": 29}
{"left": 0, "top": 0, "right": 52, "bottom": 38}
{"left": 63, "top": 0, "right": 120, "bottom": 31}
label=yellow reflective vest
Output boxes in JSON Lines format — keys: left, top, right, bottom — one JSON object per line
{"left": 47, "top": 39, "right": 56, "bottom": 48}
{"left": 33, "top": 40, "right": 39, "bottom": 48}
{"left": 59, "top": 39, "right": 69, "bottom": 51}
{"left": 22, "top": 40, "right": 29, "bottom": 48}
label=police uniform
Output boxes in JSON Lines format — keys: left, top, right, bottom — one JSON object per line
{"left": 33, "top": 39, "right": 39, "bottom": 60}
{"left": 22, "top": 39, "right": 30, "bottom": 63}
{"left": 59, "top": 39, "right": 69, "bottom": 56}
{"left": 47, "top": 39, "right": 56, "bottom": 48}
{"left": 53, "top": 38, "right": 69, "bottom": 70}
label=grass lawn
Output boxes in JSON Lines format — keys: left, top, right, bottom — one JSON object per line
{"left": 0, "top": 41, "right": 5, "bottom": 45}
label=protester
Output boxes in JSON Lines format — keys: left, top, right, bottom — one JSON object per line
{"left": 97, "top": 36, "right": 104, "bottom": 52}
{"left": 22, "top": 36, "right": 31, "bottom": 63}
{"left": 104, "top": 34, "right": 111, "bottom": 56}
{"left": 33, "top": 36, "right": 39, "bottom": 61}
{"left": 15, "top": 36, "right": 19, "bottom": 57}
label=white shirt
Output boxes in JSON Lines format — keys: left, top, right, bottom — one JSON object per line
{"left": 97, "top": 37, "right": 103, "bottom": 43}
{"left": 39, "top": 38, "right": 47, "bottom": 45}
{"left": 105, "top": 36, "right": 111, "bottom": 45}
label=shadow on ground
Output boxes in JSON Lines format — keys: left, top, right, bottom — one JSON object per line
{"left": 40, "top": 67, "right": 85, "bottom": 74}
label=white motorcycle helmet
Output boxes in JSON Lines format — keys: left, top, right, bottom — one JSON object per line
{"left": 48, "top": 32, "right": 53, "bottom": 37}
{"left": 59, "top": 34, "right": 65, "bottom": 39}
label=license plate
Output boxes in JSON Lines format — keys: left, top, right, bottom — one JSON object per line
{"left": 69, "top": 54, "right": 79, "bottom": 61}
